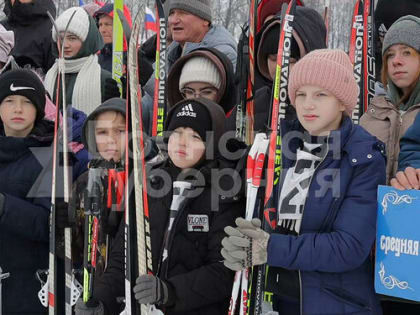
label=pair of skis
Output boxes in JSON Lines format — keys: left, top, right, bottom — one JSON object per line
{"left": 252, "top": 2, "right": 296, "bottom": 314}
{"left": 228, "top": 133, "right": 269, "bottom": 315}
{"left": 39, "top": 9, "right": 82, "bottom": 315}
{"left": 349, "top": 0, "right": 375, "bottom": 124}
{"left": 229, "top": 1, "right": 297, "bottom": 314}
{"left": 120, "top": 1, "right": 166, "bottom": 314}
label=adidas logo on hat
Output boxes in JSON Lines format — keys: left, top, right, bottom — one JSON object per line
{"left": 176, "top": 104, "right": 196, "bottom": 118}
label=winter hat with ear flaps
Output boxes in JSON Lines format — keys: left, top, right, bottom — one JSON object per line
{"left": 52, "top": 7, "right": 90, "bottom": 42}
{"left": 169, "top": 0, "right": 212, "bottom": 23}
{"left": 288, "top": 49, "right": 359, "bottom": 116}
{"left": 178, "top": 56, "right": 222, "bottom": 91}
{"left": 0, "top": 69, "right": 46, "bottom": 120}
{"left": 382, "top": 15, "right": 420, "bottom": 55}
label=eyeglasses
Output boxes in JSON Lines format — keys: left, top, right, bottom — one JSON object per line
{"left": 180, "top": 87, "right": 218, "bottom": 99}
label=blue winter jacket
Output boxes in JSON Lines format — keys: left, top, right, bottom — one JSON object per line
{"left": 398, "top": 110, "right": 420, "bottom": 171}
{"left": 0, "top": 120, "right": 53, "bottom": 315}
{"left": 267, "top": 116, "right": 386, "bottom": 315}
{"left": 0, "top": 120, "right": 87, "bottom": 314}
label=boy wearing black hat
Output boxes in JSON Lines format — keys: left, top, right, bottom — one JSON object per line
{"left": 0, "top": 69, "right": 59, "bottom": 314}
{"left": 132, "top": 98, "right": 244, "bottom": 315}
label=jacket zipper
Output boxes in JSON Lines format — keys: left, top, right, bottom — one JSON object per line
{"left": 298, "top": 140, "right": 330, "bottom": 315}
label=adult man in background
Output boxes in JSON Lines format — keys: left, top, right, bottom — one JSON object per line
{"left": 143, "top": 0, "right": 237, "bottom": 98}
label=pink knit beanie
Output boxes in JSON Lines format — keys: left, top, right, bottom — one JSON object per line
{"left": 288, "top": 49, "right": 359, "bottom": 115}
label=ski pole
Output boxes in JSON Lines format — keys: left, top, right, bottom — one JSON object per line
{"left": 0, "top": 267, "right": 10, "bottom": 315}
{"left": 228, "top": 133, "right": 269, "bottom": 315}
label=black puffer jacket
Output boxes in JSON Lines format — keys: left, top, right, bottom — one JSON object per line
{"left": 147, "top": 156, "right": 244, "bottom": 315}
{"left": 1, "top": 0, "right": 55, "bottom": 75}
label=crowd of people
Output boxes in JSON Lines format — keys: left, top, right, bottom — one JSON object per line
{"left": 0, "top": 0, "right": 419, "bottom": 314}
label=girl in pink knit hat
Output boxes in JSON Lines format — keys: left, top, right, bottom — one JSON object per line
{"left": 221, "top": 49, "right": 386, "bottom": 315}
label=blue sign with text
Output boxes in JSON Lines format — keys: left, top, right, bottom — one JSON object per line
{"left": 375, "top": 185, "right": 420, "bottom": 301}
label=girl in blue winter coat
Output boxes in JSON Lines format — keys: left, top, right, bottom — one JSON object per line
{"left": 222, "top": 49, "right": 387, "bottom": 315}
{"left": 0, "top": 69, "right": 56, "bottom": 314}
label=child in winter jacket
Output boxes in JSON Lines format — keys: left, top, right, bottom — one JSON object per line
{"left": 361, "top": 15, "right": 420, "bottom": 185}
{"left": 44, "top": 7, "right": 120, "bottom": 116}
{"left": 80, "top": 98, "right": 245, "bottom": 315}
{"left": 52, "top": 97, "right": 128, "bottom": 315}
{"left": 134, "top": 98, "right": 244, "bottom": 315}
{"left": 364, "top": 19, "right": 420, "bottom": 314}
{"left": 222, "top": 49, "right": 386, "bottom": 315}
{"left": 375, "top": 15, "right": 420, "bottom": 196}
{"left": 226, "top": 6, "right": 327, "bottom": 135}
{"left": 0, "top": 69, "right": 61, "bottom": 314}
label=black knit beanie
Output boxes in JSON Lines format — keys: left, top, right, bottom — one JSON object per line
{"left": 0, "top": 69, "right": 46, "bottom": 121}
{"left": 166, "top": 100, "right": 212, "bottom": 141}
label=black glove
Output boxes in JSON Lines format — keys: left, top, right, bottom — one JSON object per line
{"left": 56, "top": 199, "right": 74, "bottom": 229}
{"left": 0, "top": 193, "right": 5, "bottom": 217}
{"left": 75, "top": 298, "right": 105, "bottom": 315}
{"left": 133, "top": 274, "right": 171, "bottom": 306}
{"left": 104, "top": 78, "right": 121, "bottom": 101}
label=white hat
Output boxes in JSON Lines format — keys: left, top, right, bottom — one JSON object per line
{"left": 179, "top": 56, "right": 222, "bottom": 90}
{"left": 52, "top": 7, "right": 90, "bottom": 42}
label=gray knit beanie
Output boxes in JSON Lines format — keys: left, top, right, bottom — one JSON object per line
{"left": 382, "top": 15, "right": 420, "bottom": 55}
{"left": 169, "top": 0, "right": 212, "bottom": 22}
